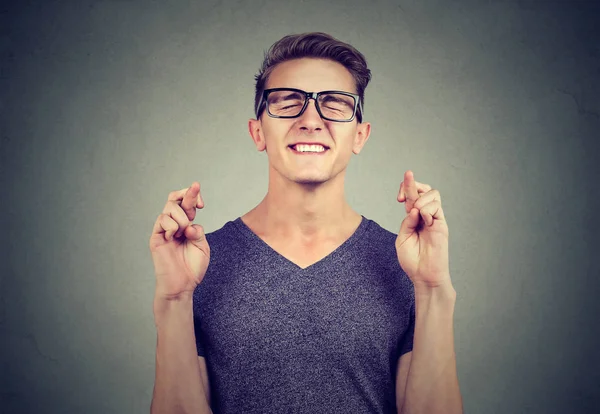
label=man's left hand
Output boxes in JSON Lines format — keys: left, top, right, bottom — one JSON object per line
{"left": 396, "top": 170, "right": 451, "bottom": 288}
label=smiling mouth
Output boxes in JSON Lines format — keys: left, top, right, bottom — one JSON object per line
{"left": 288, "top": 144, "right": 329, "bottom": 154}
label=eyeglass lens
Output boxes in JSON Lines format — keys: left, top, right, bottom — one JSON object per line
{"left": 267, "top": 90, "right": 356, "bottom": 120}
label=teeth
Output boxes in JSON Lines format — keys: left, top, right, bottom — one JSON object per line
{"left": 293, "top": 144, "right": 326, "bottom": 152}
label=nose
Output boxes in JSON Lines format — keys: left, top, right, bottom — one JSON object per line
{"left": 297, "top": 98, "right": 324, "bottom": 131}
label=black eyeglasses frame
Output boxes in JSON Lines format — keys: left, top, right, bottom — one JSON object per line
{"left": 256, "top": 87, "right": 363, "bottom": 123}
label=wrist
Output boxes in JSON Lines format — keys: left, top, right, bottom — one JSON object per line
{"left": 154, "top": 287, "right": 195, "bottom": 303}
{"left": 413, "top": 279, "right": 456, "bottom": 300}
{"left": 153, "top": 291, "right": 194, "bottom": 319}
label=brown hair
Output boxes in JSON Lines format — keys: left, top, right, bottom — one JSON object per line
{"left": 254, "top": 32, "right": 371, "bottom": 123}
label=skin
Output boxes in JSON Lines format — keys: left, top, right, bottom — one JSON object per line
{"left": 244, "top": 57, "right": 372, "bottom": 244}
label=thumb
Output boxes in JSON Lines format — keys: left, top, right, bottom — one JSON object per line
{"left": 399, "top": 208, "right": 420, "bottom": 238}
{"left": 186, "top": 224, "right": 207, "bottom": 247}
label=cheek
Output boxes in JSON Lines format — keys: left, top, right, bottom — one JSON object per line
{"left": 262, "top": 123, "right": 290, "bottom": 147}
{"left": 330, "top": 126, "right": 357, "bottom": 149}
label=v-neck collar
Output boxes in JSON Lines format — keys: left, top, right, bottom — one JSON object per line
{"left": 232, "top": 215, "right": 370, "bottom": 271}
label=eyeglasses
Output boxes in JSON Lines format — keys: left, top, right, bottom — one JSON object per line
{"left": 256, "top": 88, "right": 362, "bottom": 123}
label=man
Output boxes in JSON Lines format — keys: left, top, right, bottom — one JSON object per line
{"left": 149, "top": 32, "right": 462, "bottom": 413}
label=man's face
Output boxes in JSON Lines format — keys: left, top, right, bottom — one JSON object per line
{"left": 249, "top": 58, "right": 371, "bottom": 186}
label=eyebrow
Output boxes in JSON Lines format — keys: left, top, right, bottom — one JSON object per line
{"left": 282, "top": 91, "right": 304, "bottom": 99}
{"left": 320, "top": 94, "right": 349, "bottom": 102}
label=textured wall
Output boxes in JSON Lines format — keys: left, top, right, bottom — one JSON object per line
{"left": 2, "top": 0, "right": 599, "bottom": 413}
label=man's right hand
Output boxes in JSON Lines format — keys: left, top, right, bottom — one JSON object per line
{"left": 149, "top": 182, "right": 210, "bottom": 301}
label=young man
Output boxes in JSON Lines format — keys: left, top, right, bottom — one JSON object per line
{"left": 149, "top": 32, "right": 463, "bottom": 413}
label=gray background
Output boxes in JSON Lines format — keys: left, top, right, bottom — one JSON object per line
{"left": 2, "top": 0, "right": 599, "bottom": 413}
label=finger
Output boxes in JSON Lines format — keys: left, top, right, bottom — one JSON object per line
{"left": 398, "top": 181, "right": 432, "bottom": 202}
{"left": 413, "top": 189, "right": 441, "bottom": 210}
{"left": 167, "top": 187, "right": 190, "bottom": 202}
{"left": 404, "top": 171, "right": 420, "bottom": 203}
{"left": 162, "top": 201, "right": 191, "bottom": 238}
{"left": 181, "top": 182, "right": 201, "bottom": 220}
{"left": 419, "top": 200, "right": 445, "bottom": 225}
{"left": 167, "top": 182, "right": 204, "bottom": 210}
{"left": 152, "top": 213, "right": 179, "bottom": 241}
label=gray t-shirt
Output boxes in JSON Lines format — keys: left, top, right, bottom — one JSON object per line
{"left": 193, "top": 215, "right": 415, "bottom": 413}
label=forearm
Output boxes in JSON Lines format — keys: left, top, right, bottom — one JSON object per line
{"left": 401, "top": 281, "right": 463, "bottom": 414}
{"left": 151, "top": 294, "right": 211, "bottom": 414}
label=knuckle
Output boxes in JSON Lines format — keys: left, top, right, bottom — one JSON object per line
{"left": 172, "top": 208, "right": 189, "bottom": 225}
{"left": 161, "top": 214, "right": 177, "bottom": 228}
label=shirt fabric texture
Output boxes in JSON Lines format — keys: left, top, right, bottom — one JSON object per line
{"left": 193, "top": 215, "right": 415, "bottom": 413}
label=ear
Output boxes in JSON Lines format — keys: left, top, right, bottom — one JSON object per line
{"left": 248, "top": 118, "right": 266, "bottom": 152}
{"left": 352, "top": 121, "right": 371, "bottom": 155}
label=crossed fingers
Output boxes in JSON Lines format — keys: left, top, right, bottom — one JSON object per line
{"left": 397, "top": 170, "right": 445, "bottom": 225}
{"left": 162, "top": 182, "right": 204, "bottom": 238}
{"left": 398, "top": 171, "right": 432, "bottom": 213}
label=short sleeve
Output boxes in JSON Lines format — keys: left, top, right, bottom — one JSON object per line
{"left": 193, "top": 313, "right": 206, "bottom": 357}
{"left": 399, "top": 300, "right": 415, "bottom": 356}
{"left": 193, "top": 288, "right": 206, "bottom": 357}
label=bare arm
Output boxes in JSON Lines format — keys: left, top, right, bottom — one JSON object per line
{"left": 397, "top": 282, "right": 463, "bottom": 414}
{"left": 151, "top": 293, "right": 212, "bottom": 414}
{"left": 395, "top": 351, "right": 412, "bottom": 410}
{"left": 198, "top": 356, "right": 211, "bottom": 407}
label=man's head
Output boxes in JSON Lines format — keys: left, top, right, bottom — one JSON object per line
{"left": 248, "top": 32, "right": 372, "bottom": 186}
{"left": 253, "top": 32, "right": 371, "bottom": 123}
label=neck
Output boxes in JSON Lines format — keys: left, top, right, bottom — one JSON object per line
{"left": 248, "top": 169, "right": 359, "bottom": 240}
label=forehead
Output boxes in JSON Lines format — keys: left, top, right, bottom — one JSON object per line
{"left": 265, "top": 58, "right": 357, "bottom": 93}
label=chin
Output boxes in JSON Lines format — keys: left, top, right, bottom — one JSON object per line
{"left": 295, "top": 179, "right": 325, "bottom": 186}
{"left": 292, "top": 174, "right": 329, "bottom": 185}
